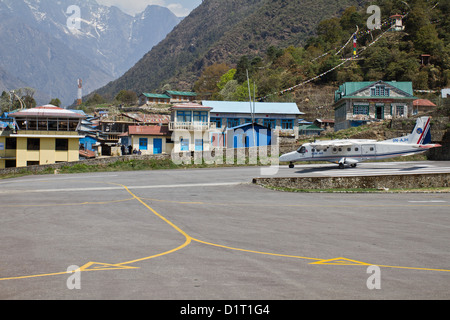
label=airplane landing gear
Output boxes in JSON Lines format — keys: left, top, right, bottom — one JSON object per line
{"left": 339, "top": 163, "right": 345, "bottom": 169}
{"left": 289, "top": 162, "right": 295, "bottom": 169}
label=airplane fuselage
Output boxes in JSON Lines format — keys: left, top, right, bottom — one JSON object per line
{"left": 279, "top": 117, "right": 440, "bottom": 169}
{"left": 280, "top": 140, "right": 429, "bottom": 168}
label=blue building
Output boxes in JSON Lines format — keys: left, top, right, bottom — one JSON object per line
{"left": 203, "top": 101, "right": 303, "bottom": 139}
{"left": 225, "top": 123, "right": 272, "bottom": 148}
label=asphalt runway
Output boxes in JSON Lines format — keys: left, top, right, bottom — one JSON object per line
{"left": 0, "top": 161, "right": 449, "bottom": 300}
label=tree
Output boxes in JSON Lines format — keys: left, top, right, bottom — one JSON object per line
{"left": 49, "top": 98, "right": 61, "bottom": 107}
{"left": 414, "top": 24, "right": 444, "bottom": 55}
{"left": 115, "top": 90, "right": 137, "bottom": 105}
{"left": 86, "top": 93, "right": 106, "bottom": 106}
{"left": 0, "top": 91, "right": 11, "bottom": 113}
{"left": 217, "top": 69, "right": 237, "bottom": 91}
{"left": 193, "top": 63, "right": 230, "bottom": 96}
{"left": 317, "top": 17, "right": 343, "bottom": 47}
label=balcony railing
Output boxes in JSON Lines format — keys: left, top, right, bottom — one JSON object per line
{"left": 169, "top": 122, "right": 216, "bottom": 131}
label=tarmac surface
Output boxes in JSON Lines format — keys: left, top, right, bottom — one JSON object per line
{"left": 0, "top": 161, "right": 449, "bottom": 300}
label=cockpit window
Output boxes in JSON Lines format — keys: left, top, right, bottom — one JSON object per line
{"left": 297, "top": 146, "right": 306, "bottom": 154}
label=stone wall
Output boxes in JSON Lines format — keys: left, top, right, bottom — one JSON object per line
{"left": 253, "top": 173, "right": 450, "bottom": 190}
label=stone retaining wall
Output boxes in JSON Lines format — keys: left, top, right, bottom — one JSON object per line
{"left": 253, "top": 173, "right": 450, "bottom": 190}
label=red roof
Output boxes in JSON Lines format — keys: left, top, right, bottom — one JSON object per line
{"left": 128, "top": 125, "right": 170, "bottom": 136}
{"left": 413, "top": 99, "right": 436, "bottom": 107}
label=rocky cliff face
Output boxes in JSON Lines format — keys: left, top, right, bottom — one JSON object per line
{"left": 0, "top": 0, "right": 181, "bottom": 105}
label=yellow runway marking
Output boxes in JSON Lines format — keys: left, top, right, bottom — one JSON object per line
{"left": 191, "top": 238, "right": 322, "bottom": 261}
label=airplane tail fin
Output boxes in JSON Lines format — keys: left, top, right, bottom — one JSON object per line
{"left": 383, "top": 117, "right": 433, "bottom": 145}
{"left": 408, "top": 116, "right": 431, "bottom": 145}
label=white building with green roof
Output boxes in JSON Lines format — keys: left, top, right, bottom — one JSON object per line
{"left": 333, "top": 81, "right": 418, "bottom": 131}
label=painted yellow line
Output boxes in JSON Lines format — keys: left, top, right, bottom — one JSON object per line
{"left": 108, "top": 183, "right": 193, "bottom": 266}
{"left": 191, "top": 238, "right": 322, "bottom": 262}
{"left": 0, "top": 271, "right": 69, "bottom": 281}
{"left": 374, "top": 264, "right": 450, "bottom": 273}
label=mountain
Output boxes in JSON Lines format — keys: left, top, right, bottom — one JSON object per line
{"left": 93, "top": 0, "right": 365, "bottom": 99}
{"left": 0, "top": 0, "right": 181, "bottom": 105}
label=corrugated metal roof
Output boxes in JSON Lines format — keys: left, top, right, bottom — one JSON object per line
{"left": 202, "top": 101, "right": 303, "bottom": 115}
{"left": 128, "top": 125, "right": 170, "bottom": 136}
{"left": 165, "top": 90, "right": 197, "bottom": 97}
{"left": 171, "top": 103, "right": 212, "bottom": 110}
{"left": 141, "top": 93, "right": 171, "bottom": 99}
{"left": 339, "top": 81, "right": 414, "bottom": 96}
{"left": 413, "top": 99, "right": 436, "bottom": 107}
{"left": 9, "top": 105, "right": 85, "bottom": 119}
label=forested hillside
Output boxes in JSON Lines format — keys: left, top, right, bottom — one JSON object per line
{"left": 91, "top": 0, "right": 364, "bottom": 100}
{"left": 192, "top": 0, "right": 449, "bottom": 118}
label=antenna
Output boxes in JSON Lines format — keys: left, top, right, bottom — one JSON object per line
{"left": 77, "top": 79, "right": 82, "bottom": 106}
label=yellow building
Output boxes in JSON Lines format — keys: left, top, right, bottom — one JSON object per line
{"left": 0, "top": 105, "right": 85, "bottom": 168}
{"left": 125, "top": 125, "right": 174, "bottom": 155}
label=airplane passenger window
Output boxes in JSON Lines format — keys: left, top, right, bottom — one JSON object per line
{"left": 355, "top": 148, "right": 359, "bottom": 151}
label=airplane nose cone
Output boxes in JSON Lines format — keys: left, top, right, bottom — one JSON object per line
{"left": 279, "top": 152, "right": 294, "bottom": 162}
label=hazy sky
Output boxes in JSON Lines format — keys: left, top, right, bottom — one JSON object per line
{"left": 96, "top": 0, "right": 202, "bottom": 17}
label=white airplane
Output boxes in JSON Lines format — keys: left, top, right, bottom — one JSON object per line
{"left": 280, "top": 117, "right": 441, "bottom": 169}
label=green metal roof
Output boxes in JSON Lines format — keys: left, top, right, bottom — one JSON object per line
{"left": 142, "top": 93, "right": 170, "bottom": 99}
{"left": 299, "top": 124, "right": 324, "bottom": 131}
{"left": 165, "top": 90, "right": 197, "bottom": 97}
{"left": 335, "top": 81, "right": 415, "bottom": 103}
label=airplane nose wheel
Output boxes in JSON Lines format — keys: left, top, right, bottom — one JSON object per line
{"left": 289, "top": 162, "right": 295, "bottom": 169}
{"left": 339, "top": 163, "right": 345, "bottom": 169}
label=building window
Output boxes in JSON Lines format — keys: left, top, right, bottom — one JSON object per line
{"left": 193, "top": 111, "right": 208, "bottom": 123}
{"left": 281, "top": 119, "right": 294, "bottom": 130}
{"left": 396, "top": 105, "right": 406, "bottom": 117}
{"left": 5, "top": 160, "right": 16, "bottom": 168}
{"left": 263, "top": 119, "right": 277, "bottom": 129}
{"left": 5, "top": 138, "right": 17, "bottom": 150}
{"left": 139, "top": 138, "right": 148, "bottom": 151}
{"left": 177, "top": 111, "right": 191, "bottom": 123}
{"left": 211, "top": 117, "right": 222, "bottom": 128}
{"left": 55, "top": 139, "right": 69, "bottom": 151}
{"left": 227, "top": 118, "right": 240, "bottom": 128}
{"left": 27, "top": 138, "right": 40, "bottom": 151}
{"left": 371, "top": 85, "right": 390, "bottom": 97}
{"left": 353, "top": 105, "right": 369, "bottom": 115}
{"left": 180, "top": 138, "right": 189, "bottom": 151}
{"left": 27, "top": 161, "right": 40, "bottom": 166}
